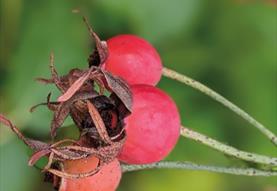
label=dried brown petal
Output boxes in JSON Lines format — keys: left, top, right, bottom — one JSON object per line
{"left": 50, "top": 91, "right": 99, "bottom": 136}
{"left": 47, "top": 161, "right": 102, "bottom": 179}
{"left": 57, "top": 68, "right": 94, "bottom": 102}
{"left": 86, "top": 101, "right": 112, "bottom": 144}
{"left": 0, "top": 114, "right": 48, "bottom": 150}
{"left": 101, "top": 70, "right": 132, "bottom": 113}
{"left": 83, "top": 17, "right": 109, "bottom": 66}
{"left": 35, "top": 77, "right": 54, "bottom": 84}
{"left": 30, "top": 93, "right": 59, "bottom": 112}
{"left": 51, "top": 105, "right": 70, "bottom": 138}
{"left": 28, "top": 149, "right": 51, "bottom": 166}
{"left": 51, "top": 149, "right": 88, "bottom": 161}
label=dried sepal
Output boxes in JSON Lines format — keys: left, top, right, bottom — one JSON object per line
{"left": 86, "top": 101, "right": 112, "bottom": 144}
{"left": 53, "top": 91, "right": 99, "bottom": 135}
{"left": 28, "top": 149, "right": 52, "bottom": 166}
{"left": 47, "top": 160, "right": 102, "bottom": 179}
{"left": 30, "top": 93, "right": 59, "bottom": 112}
{"left": 57, "top": 67, "right": 94, "bottom": 102}
{"left": 0, "top": 115, "right": 94, "bottom": 173}
{"left": 101, "top": 70, "right": 133, "bottom": 114}
{"left": 49, "top": 52, "right": 66, "bottom": 93}
{"left": 0, "top": 114, "right": 48, "bottom": 150}
{"left": 2, "top": 20, "right": 134, "bottom": 185}
{"left": 50, "top": 104, "right": 70, "bottom": 137}
{"left": 35, "top": 77, "right": 54, "bottom": 84}
{"left": 83, "top": 16, "right": 108, "bottom": 66}
{"left": 57, "top": 68, "right": 132, "bottom": 113}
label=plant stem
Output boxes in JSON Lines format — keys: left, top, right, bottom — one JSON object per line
{"left": 182, "top": 126, "right": 277, "bottom": 166}
{"left": 162, "top": 67, "right": 277, "bottom": 146}
{"left": 122, "top": 161, "right": 277, "bottom": 176}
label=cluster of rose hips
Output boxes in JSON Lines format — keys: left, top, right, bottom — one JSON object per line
{"left": 60, "top": 32, "right": 181, "bottom": 191}
{"left": 0, "top": 19, "right": 180, "bottom": 191}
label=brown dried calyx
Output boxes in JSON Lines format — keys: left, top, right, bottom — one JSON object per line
{"left": 0, "top": 17, "right": 132, "bottom": 181}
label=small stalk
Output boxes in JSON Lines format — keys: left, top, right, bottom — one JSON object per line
{"left": 122, "top": 161, "right": 277, "bottom": 176}
{"left": 182, "top": 127, "right": 277, "bottom": 166}
{"left": 162, "top": 67, "right": 277, "bottom": 146}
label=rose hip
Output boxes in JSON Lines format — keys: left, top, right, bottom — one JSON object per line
{"left": 59, "top": 156, "right": 121, "bottom": 191}
{"left": 103, "top": 35, "right": 162, "bottom": 85}
{"left": 118, "top": 84, "right": 180, "bottom": 164}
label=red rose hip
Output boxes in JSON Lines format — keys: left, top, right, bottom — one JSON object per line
{"left": 118, "top": 84, "right": 180, "bottom": 164}
{"left": 59, "top": 156, "right": 121, "bottom": 191}
{"left": 104, "top": 35, "right": 162, "bottom": 85}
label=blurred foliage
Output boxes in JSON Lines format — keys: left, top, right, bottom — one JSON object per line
{"left": 0, "top": 0, "right": 276, "bottom": 191}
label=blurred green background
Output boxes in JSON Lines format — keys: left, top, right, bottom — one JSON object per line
{"left": 0, "top": 0, "right": 276, "bottom": 190}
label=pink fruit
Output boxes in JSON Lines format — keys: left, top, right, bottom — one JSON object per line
{"left": 104, "top": 35, "right": 162, "bottom": 85}
{"left": 59, "top": 156, "right": 121, "bottom": 191}
{"left": 119, "top": 84, "right": 180, "bottom": 164}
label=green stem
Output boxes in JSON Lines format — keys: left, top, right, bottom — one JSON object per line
{"left": 162, "top": 67, "right": 277, "bottom": 146}
{"left": 122, "top": 161, "right": 277, "bottom": 176}
{"left": 182, "top": 127, "right": 277, "bottom": 166}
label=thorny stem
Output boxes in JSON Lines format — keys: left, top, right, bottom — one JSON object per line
{"left": 181, "top": 127, "right": 277, "bottom": 166}
{"left": 162, "top": 67, "right": 277, "bottom": 146}
{"left": 122, "top": 161, "right": 277, "bottom": 177}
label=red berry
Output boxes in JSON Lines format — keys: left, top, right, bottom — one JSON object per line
{"left": 118, "top": 85, "right": 180, "bottom": 164}
{"left": 59, "top": 156, "right": 121, "bottom": 191}
{"left": 104, "top": 35, "right": 162, "bottom": 85}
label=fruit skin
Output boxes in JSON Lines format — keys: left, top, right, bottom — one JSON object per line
{"left": 104, "top": 34, "right": 162, "bottom": 85}
{"left": 59, "top": 156, "right": 121, "bottom": 191}
{"left": 118, "top": 84, "right": 180, "bottom": 164}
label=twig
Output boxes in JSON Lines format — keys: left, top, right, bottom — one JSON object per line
{"left": 122, "top": 161, "right": 277, "bottom": 176}
{"left": 182, "top": 126, "right": 277, "bottom": 166}
{"left": 162, "top": 67, "right": 277, "bottom": 146}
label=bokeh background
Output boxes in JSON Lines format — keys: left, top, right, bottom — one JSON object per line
{"left": 0, "top": 0, "right": 276, "bottom": 190}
